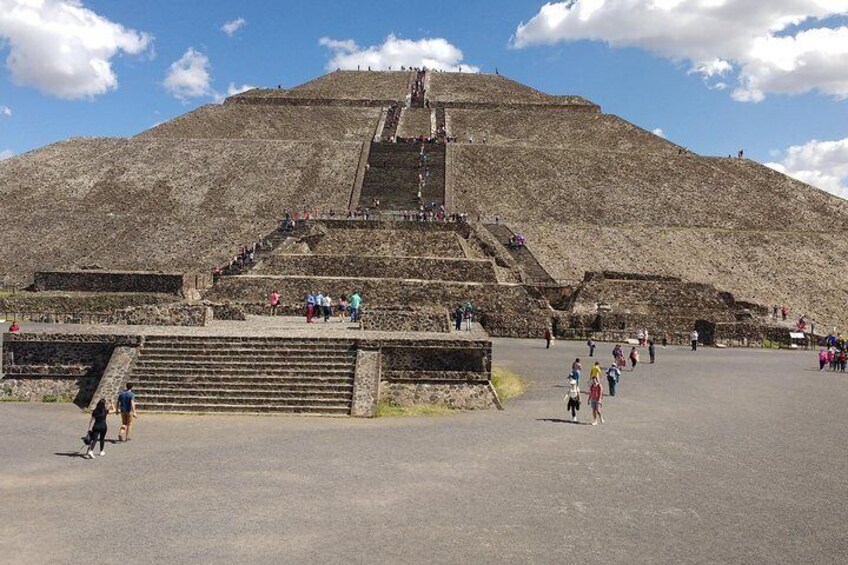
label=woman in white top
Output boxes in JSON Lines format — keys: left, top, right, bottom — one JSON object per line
{"left": 565, "top": 378, "right": 581, "bottom": 423}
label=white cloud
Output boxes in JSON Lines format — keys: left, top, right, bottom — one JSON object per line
{"left": 319, "top": 34, "right": 480, "bottom": 72}
{"left": 0, "top": 105, "right": 10, "bottom": 117}
{"left": 0, "top": 0, "right": 152, "bottom": 99}
{"left": 766, "top": 138, "right": 848, "bottom": 199}
{"left": 0, "top": 149, "right": 14, "bottom": 160}
{"left": 164, "top": 48, "right": 212, "bottom": 100}
{"left": 513, "top": 1, "right": 848, "bottom": 102}
{"left": 213, "top": 82, "right": 257, "bottom": 103}
{"left": 652, "top": 128, "right": 665, "bottom": 138}
{"left": 221, "top": 17, "right": 246, "bottom": 37}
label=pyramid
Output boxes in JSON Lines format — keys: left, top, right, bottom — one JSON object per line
{"left": 1, "top": 70, "right": 846, "bottom": 330}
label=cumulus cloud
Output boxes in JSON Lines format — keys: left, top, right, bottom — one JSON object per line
{"left": 164, "top": 48, "right": 212, "bottom": 100}
{"left": 0, "top": 105, "right": 10, "bottom": 117}
{"left": 513, "top": 1, "right": 848, "bottom": 102}
{"left": 766, "top": 138, "right": 848, "bottom": 199}
{"left": 652, "top": 128, "right": 665, "bottom": 138}
{"left": 221, "top": 17, "right": 246, "bottom": 37}
{"left": 0, "top": 0, "right": 152, "bottom": 99}
{"left": 319, "top": 34, "right": 479, "bottom": 72}
{"left": 0, "top": 149, "right": 14, "bottom": 160}
{"left": 212, "top": 82, "right": 257, "bottom": 103}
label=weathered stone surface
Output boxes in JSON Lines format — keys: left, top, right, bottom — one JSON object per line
{"left": 351, "top": 349, "right": 380, "bottom": 417}
{"left": 88, "top": 346, "right": 139, "bottom": 409}
{"left": 379, "top": 381, "right": 499, "bottom": 410}
{"left": 33, "top": 271, "right": 190, "bottom": 295}
{"left": 359, "top": 308, "right": 450, "bottom": 333}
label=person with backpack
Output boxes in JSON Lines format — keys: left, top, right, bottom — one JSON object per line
{"left": 570, "top": 358, "right": 582, "bottom": 383}
{"left": 116, "top": 383, "right": 138, "bottom": 442}
{"left": 587, "top": 338, "right": 596, "bottom": 357}
{"left": 85, "top": 399, "right": 110, "bottom": 459}
{"left": 544, "top": 327, "right": 553, "bottom": 349}
{"left": 606, "top": 363, "right": 621, "bottom": 396}
{"left": 565, "top": 378, "right": 581, "bottom": 423}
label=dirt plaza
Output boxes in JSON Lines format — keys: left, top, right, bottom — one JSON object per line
{"left": 1, "top": 338, "right": 846, "bottom": 565}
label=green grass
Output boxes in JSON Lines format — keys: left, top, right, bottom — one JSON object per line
{"left": 375, "top": 400, "right": 455, "bottom": 417}
{"left": 762, "top": 339, "right": 783, "bottom": 350}
{"left": 491, "top": 367, "right": 527, "bottom": 402}
{"left": 42, "top": 394, "right": 74, "bottom": 403}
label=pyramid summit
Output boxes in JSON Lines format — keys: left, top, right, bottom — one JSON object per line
{"left": 1, "top": 69, "right": 846, "bottom": 334}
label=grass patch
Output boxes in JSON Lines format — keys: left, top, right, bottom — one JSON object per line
{"left": 42, "top": 394, "right": 73, "bottom": 403}
{"left": 491, "top": 367, "right": 527, "bottom": 403}
{"left": 762, "top": 339, "right": 783, "bottom": 350}
{"left": 0, "top": 396, "right": 25, "bottom": 402}
{"left": 375, "top": 400, "right": 455, "bottom": 418}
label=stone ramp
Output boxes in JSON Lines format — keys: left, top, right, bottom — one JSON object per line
{"left": 484, "top": 224, "right": 557, "bottom": 285}
{"left": 130, "top": 335, "right": 357, "bottom": 415}
{"left": 359, "top": 142, "right": 445, "bottom": 210}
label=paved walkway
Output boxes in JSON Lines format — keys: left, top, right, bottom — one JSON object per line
{"left": 1, "top": 339, "right": 846, "bottom": 564}
{"left": 5, "top": 315, "right": 489, "bottom": 341}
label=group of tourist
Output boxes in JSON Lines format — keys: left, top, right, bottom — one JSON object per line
{"left": 818, "top": 332, "right": 847, "bottom": 372}
{"left": 214, "top": 237, "right": 272, "bottom": 278}
{"left": 81, "top": 383, "right": 137, "bottom": 460}
{"left": 453, "top": 303, "right": 474, "bottom": 331}
{"left": 301, "top": 291, "right": 362, "bottom": 323}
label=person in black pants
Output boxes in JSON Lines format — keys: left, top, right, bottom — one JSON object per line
{"left": 86, "top": 399, "right": 109, "bottom": 459}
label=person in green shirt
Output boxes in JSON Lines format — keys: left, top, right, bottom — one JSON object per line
{"left": 349, "top": 292, "right": 362, "bottom": 322}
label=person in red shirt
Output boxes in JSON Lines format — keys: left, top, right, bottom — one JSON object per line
{"left": 269, "top": 290, "right": 281, "bottom": 316}
{"left": 588, "top": 375, "right": 604, "bottom": 426}
{"left": 9, "top": 321, "right": 20, "bottom": 333}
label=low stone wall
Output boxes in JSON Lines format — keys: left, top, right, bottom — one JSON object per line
{"left": 379, "top": 382, "right": 499, "bottom": 410}
{"left": 257, "top": 254, "right": 498, "bottom": 283}
{"left": 359, "top": 308, "right": 450, "bottom": 333}
{"left": 351, "top": 349, "right": 380, "bottom": 417}
{"left": 0, "top": 292, "right": 178, "bottom": 315}
{"left": 33, "top": 271, "right": 191, "bottom": 295}
{"left": 109, "top": 304, "right": 210, "bottom": 327}
{"left": 1, "top": 374, "right": 100, "bottom": 404}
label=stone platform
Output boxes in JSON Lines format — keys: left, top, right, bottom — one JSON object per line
{"left": 1, "top": 316, "right": 495, "bottom": 415}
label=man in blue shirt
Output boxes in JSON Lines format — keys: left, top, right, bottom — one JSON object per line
{"left": 117, "top": 383, "right": 138, "bottom": 441}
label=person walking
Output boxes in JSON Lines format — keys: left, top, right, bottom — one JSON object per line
{"left": 589, "top": 375, "right": 604, "bottom": 425}
{"left": 338, "top": 294, "right": 348, "bottom": 323}
{"left": 648, "top": 340, "right": 656, "bottom": 364}
{"left": 322, "top": 294, "right": 332, "bottom": 322}
{"left": 463, "top": 301, "right": 474, "bottom": 331}
{"left": 544, "top": 327, "right": 553, "bottom": 349}
{"left": 606, "top": 363, "right": 621, "bottom": 396}
{"left": 305, "top": 292, "right": 315, "bottom": 323}
{"left": 571, "top": 358, "right": 582, "bottom": 383}
{"left": 454, "top": 305, "right": 463, "bottom": 331}
{"left": 565, "top": 378, "right": 581, "bottom": 423}
{"left": 86, "top": 398, "right": 110, "bottom": 459}
{"left": 590, "top": 361, "right": 602, "bottom": 382}
{"left": 629, "top": 347, "right": 639, "bottom": 371}
{"left": 116, "top": 383, "right": 137, "bottom": 442}
{"left": 587, "top": 338, "right": 596, "bottom": 357}
{"left": 819, "top": 348, "right": 828, "bottom": 371}
{"left": 690, "top": 329, "right": 699, "bottom": 352}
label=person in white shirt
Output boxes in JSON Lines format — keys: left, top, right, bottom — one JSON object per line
{"left": 565, "top": 378, "right": 581, "bottom": 423}
{"left": 322, "top": 295, "right": 332, "bottom": 322}
{"left": 690, "top": 329, "right": 699, "bottom": 351}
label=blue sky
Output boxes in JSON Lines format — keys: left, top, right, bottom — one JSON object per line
{"left": 1, "top": 0, "right": 847, "bottom": 197}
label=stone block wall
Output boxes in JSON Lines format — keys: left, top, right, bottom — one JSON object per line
{"left": 33, "top": 271, "right": 189, "bottom": 295}
{"left": 257, "top": 254, "right": 498, "bottom": 283}
{"left": 351, "top": 349, "right": 380, "bottom": 417}
{"left": 358, "top": 308, "right": 451, "bottom": 333}
{"left": 379, "top": 382, "right": 499, "bottom": 410}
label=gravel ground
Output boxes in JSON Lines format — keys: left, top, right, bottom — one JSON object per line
{"left": 1, "top": 339, "right": 846, "bottom": 564}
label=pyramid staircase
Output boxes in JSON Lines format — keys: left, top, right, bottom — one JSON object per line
{"left": 359, "top": 142, "right": 446, "bottom": 211}
{"left": 129, "top": 335, "right": 358, "bottom": 415}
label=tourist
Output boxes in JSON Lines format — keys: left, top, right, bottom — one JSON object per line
{"left": 349, "top": 291, "right": 362, "bottom": 322}
{"left": 544, "top": 327, "right": 553, "bottom": 349}
{"left": 338, "top": 294, "right": 348, "bottom": 323}
{"left": 587, "top": 338, "right": 596, "bottom": 357}
{"left": 322, "top": 294, "right": 332, "bottom": 322}
{"left": 565, "top": 378, "right": 581, "bottom": 423}
{"left": 86, "top": 398, "right": 110, "bottom": 459}
{"left": 116, "top": 383, "right": 137, "bottom": 442}
{"left": 629, "top": 347, "right": 639, "bottom": 371}
{"left": 305, "top": 293, "right": 316, "bottom": 323}
{"left": 606, "top": 363, "right": 621, "bottom": 396}
{"left": 690, "top": 329, "right": 699, "bottom": 351}
{"left": 269, "top": 290, "right": 280, "bottom": 316}
{"left": 454, "top": 305, "right": 463, "bottom": 331}
{"left": 819, "top": 349, "right": 829, "bottom": 371}
{"left": 9, "top": 320, "right": 20, "bottom": 333}
{"left": 648, "top": 340, "right": 656, "bottom": 364}
{"left": 840, "top": 350, "right": 847, "bottom": 373}
{"left": 637, "top": 329, "right": 645, "bottom": 347}
{"left": 315, "top": 291, "right": 324, "bottom": 320}
{"left": 590, "top": 361, "right": 602, "bottom": 383}
{"left": 571, "top": 358, "right": 582, "bottom": 383}
{"left": 612, "top": 344, "right": 622, "bottom": 363}
{"left": 588, "top": 375, "right": 604, "bottom": 425}
{"left": 781, "top": 306, "right": 787, "bottom": 321}
{"left": 464, "top": 302, "right": 474, "bottom": 331}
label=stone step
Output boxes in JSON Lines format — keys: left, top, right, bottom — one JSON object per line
{"left": 139, "top": 351, "right": 357, "bottom": 361}
{"left": 135, "top": 403, "right": 351, "bottom": 415}
{"left": 131, "top": 367, "right": 354, "bottom": 377}
{"left": 136, "top": 356, "right": 355, "bottom": 366}
{"left": 131, "top": 375, "right": 353, "bottom": 385}
{"left": 141, "top": 340, "right": 356, "bottom": 349}
{"left": 136, "top": 390, "right": 352, "bottom": 403}
{"left": 133, "top": 381, "right": 353, "bottom": 392}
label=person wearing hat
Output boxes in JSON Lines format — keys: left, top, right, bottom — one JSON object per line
{"left": 565, "top": 378, "right": 581, "bottom": 423}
